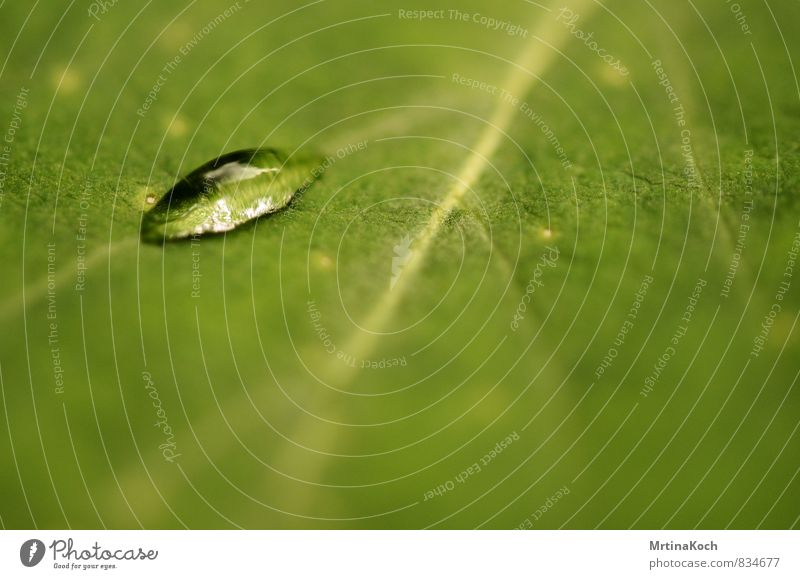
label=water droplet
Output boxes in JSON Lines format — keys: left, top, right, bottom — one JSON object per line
{"left": 142, "top": 148, "right": 323, "bottom": 242}
{"left": 165, "top": 114, "right": 189, "bottom": 138}
{"left": 53, "top": 65, "right": 82, "bottom": 94}
{"left": 311, "top": 250, "right": 334, "bottom": 270}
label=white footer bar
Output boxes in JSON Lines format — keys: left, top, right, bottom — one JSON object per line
{"left": 1, "top": 530, "right": 797, "bottom": 578}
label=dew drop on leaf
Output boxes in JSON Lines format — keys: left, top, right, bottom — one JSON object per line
{"left": 142, "top": 148, "right": 323, "bottom": 242}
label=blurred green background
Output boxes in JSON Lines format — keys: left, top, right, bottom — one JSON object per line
{"left": 0, "top": 0, "right": 798, "bottom": 529}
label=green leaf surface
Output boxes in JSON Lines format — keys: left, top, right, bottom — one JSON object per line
{"left": 0, "top": 0, "right": 798, "bottom": 529}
